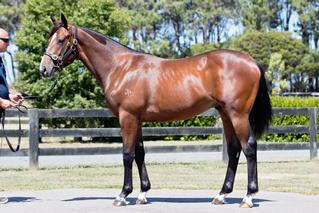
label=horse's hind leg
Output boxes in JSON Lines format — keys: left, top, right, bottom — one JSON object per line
{"left": 230, "top": 113, "right": 258, "bottom": 208}
{"left": 212, "top": 110, "right": 242, "bottom": 205}
{"left": 135, "top": 128, "right": 151, "bottom": 204}
{"left": 240, "top": 130, "right": 258, "bottom": 208}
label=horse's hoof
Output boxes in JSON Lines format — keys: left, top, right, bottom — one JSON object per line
{"left": 113, "top": 197, "right": 128, "bottom": 206}
{"left": 136, "top": 192, "right": 148, "bottom": 204}
{"left": 239, "top": 194, "right": 253, "bottom": 208}
{"left": 212, "top": 197, "right": 225, "bottom": 205}
{"left": 136, "top": 198, "right": 148, "bottom": 204}
{"left": 239, "top": 201, "right": 253, "bottom": 208}
{"left": 212, "top": 193, "right": 226, "bottom": 205}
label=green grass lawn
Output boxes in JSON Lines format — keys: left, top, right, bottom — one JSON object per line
{"left": 1, "top": 160, "right": 318, "bottom": 195}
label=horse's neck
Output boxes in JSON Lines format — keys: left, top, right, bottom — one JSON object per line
{"left": 77, "top": 29, "right": 129, "bottom": 88}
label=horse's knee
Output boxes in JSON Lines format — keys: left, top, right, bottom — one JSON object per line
{"left": 242, "top": 136, "right": 257, "bottom": 158}
{"left": 123, "top": 150, "right": 135, "bottom": 165}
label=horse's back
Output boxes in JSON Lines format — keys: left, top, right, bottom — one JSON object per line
{"left": 140, "top": 49, "right": 259, "bottom": 121}
{"left": 109, "top": 49, "right": 261, "bottom": 121}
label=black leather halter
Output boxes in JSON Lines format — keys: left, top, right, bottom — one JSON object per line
{"left": 44, "top": 26, "right": 78, "bottom": 71}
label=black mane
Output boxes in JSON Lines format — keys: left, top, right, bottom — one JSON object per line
{"left": 79, "top": 27, "right": 138, "bottom": 52}
{"left": 80, "top": 27, "right": 107, "bottom": 45}
{"left": 48, "top": 24, "right": 141, "bottom": 53}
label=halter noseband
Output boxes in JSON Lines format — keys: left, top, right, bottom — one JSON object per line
{"left": 45, "top": 26, "right": 78, "bottom": 71}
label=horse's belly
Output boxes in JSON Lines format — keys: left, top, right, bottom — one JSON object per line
{"left": 143, "top": 98, "right": 216, "bottom": 122}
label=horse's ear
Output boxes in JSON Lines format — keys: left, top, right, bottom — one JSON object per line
{"left": 61, "top": 13, "right": 68, "bottom": 29}
{"left": 51, "top": 15, "right": 57, "bottom": 26}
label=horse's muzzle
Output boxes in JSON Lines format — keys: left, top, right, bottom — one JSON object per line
{"left": 39, "top": 67, "right": 48, "bottom": 77}
{"left": 40, "top": 67, "right": 53, "bottom": 77}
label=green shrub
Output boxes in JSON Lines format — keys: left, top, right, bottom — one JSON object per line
{"left": 262, "top": 96, "right": 319, "bottom": 142}
{"left": 271, "top": 96, "right": 319, "bottom": 107}
{"left": 143, "top": 116, "right": 219, "bottom": 141}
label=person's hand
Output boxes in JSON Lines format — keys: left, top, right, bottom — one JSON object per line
{"left": 0, "top": 99, "right": 17, "bottom": 109}
{"left": 9, "top": 93, "right": 24, "bottom": 105}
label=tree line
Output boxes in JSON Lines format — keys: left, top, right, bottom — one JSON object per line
{"left": 117, "top": 0, "right": 319, "bottom": 93}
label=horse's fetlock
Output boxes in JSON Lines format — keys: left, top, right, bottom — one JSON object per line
{"left": 141, "top": 180, "right": 151, "bottom": 192}
{"left": 248, "top": 181, "right": 258, "bottom": 194}
{"left": 123, "top": 185, "right": 133, "bottom": 195}
{"left": 222, "top": 181, "right": 233, "bottom": 194}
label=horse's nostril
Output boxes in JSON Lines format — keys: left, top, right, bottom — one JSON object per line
{"left": 40, "top": 67, "right": 46, "bottom": 76}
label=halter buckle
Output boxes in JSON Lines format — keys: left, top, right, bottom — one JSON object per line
{"left": 51, "top": 55, "right": 59, "bottom": 61}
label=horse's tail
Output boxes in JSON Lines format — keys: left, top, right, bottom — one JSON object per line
{"left": 249, "top": 64, "right": 272, "bottom": 139}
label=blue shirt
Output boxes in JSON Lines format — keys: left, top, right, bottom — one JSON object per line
{"left": 0, "top": 57, "right": 9, "bottom": 112}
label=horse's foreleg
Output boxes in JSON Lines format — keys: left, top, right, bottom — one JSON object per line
{"left": 113, "top": 111, "right": 140, "bottom": 206}
{"left": 213, "top": 113, "right": 241, "bottom": 205}
{"left": 135, "top": 130, "right": 151, "bottom": 204}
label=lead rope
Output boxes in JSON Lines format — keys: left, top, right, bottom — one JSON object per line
{"left": 48, "top": 79, "right": 58, "bottom": 93}
{"left": 47, "top": 70, "right": 65, "bottom": 94}
{"left": 1, "top": 104, "right": 28, "bottom": 152}
{"left": 0, "top": 128, "right": 2, "bottom": 157}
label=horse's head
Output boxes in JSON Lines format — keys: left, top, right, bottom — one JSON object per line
{"left": 39, "top": 13, "right": 78, "bottom": 77}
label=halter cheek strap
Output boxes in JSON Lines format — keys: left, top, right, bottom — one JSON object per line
{"left": 45, "top": 26, "right": 78, "bottom": 71}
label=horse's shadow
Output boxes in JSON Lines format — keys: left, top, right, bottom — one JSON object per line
{"left": 7, "top": 197, "right": 38, "bottom": 203}
{"left": 62, "top": 196, "right": 272, "bottom": 207}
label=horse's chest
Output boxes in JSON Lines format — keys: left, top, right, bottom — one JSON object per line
{"left": 104, "top": 84, "right": 146, "bottom": 114}
{"left": 107, "top": 87, "right": 137, "bottom": 103}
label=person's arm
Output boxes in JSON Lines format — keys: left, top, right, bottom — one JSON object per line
{"left": 0, "top": 97, "right": 17, "bottom": 109}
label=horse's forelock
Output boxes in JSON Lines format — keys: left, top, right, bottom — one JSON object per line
{"left": 49, "top": 22, "right": 63, "bottom": 38}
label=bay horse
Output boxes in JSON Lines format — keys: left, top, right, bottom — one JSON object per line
{"left": 39, "top": 14, "right": 272, "bottom": 208}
